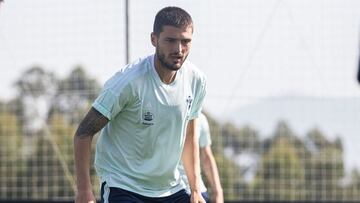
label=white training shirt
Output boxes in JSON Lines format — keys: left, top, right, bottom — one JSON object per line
{"left": 92, "top": 54, "right": 206, "bottom": 197}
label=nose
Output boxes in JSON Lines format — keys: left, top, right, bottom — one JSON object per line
{"left": 174, "top": 42, "right": 183, "bottom": 54}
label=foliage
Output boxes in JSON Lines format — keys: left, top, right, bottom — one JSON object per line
{"left": 221, "top": 122, "right": 260, "bottom": 154}
{"left": 52, "top": 66, "right": 101, "bottom": 124}
{"left": 0, "top": 110, "right": 22, "bottom": 198}
{"left": 57, "top": 66, "right": 100, "bottom": 100}
{"left": 15, "top": 66, "right": 57, "bottom": 97}
{"left": 252, "top": 136, "right": 306, "bottom": 200}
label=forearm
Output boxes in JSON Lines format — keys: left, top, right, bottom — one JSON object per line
{"left": 182, "top": 119, "right": 201, "bottom": 193}
{"left": 201, "top": 147, "right": 223, "bottom": 199}
{"left": 203, "top": 159, "right": 222, "bottom": 192}
{"left": 182, "top": 142, "right": 201, "bottom": 192}
{"left": 73, "top": 108, "right": 108, "bottom": 203}
{"left": 74, "top": 107, "right": 109, "bottom": 191}
{"left": 204, "top": 168, "right": 223, "bottom": 197}
{"left": 74, "top": 135, "right": 94, "bottom": 192}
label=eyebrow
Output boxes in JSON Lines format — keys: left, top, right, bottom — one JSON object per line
{"left": 165, "top": 37, "right": 192, "bottom": 41}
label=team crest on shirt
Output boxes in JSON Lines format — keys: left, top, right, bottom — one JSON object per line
{"left": 142, "top": 110, "right": 154, "bottom": 125}
{"left": 186, "top": 95, "right": 193, "bottom": 110}
{"left": 143, "top": 111, "right": 153, "bottom": 121}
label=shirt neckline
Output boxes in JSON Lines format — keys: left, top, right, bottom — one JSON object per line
{"left": 150, "top": 54, "right": 180, "bottom": 87}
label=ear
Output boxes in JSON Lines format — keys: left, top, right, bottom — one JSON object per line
{"left": 151, "top": 32, "right": 157, "bottom": 47}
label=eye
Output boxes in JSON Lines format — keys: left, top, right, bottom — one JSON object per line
{"left": 182, "top": 39, "right": 191, "bottom": 45}
{"left": 166, "top": 38, "right": 176, "bottom": 43}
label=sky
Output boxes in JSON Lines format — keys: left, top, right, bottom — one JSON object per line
{"left": 1, "top": 0, "right": 360, "bottom": 167}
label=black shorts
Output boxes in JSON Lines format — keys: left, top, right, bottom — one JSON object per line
{"left": 100, "top": 182, "right": 190, "bottom": 203}
{"left": 201, "top": 192, "right": 210, "bottom": 203}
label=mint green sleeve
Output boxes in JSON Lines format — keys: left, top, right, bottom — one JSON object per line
{"left": 188, "top": 78, "right": 206, "bottom": 120}
{"left": 92, "top": 85, "right": 130, "bottom": 120}
{"left": 199, "top": 114, "right": 212, "bottom": 148}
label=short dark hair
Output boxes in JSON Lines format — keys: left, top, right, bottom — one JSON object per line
{"left": 153, "top": 6, "right": 193, "bottom": 36}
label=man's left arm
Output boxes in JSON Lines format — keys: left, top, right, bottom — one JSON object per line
{"left": 182, "top": 118, "right": 205, "bottom": 203}
{"left": 201, "top": 145, "right": 224, "bottom": 203}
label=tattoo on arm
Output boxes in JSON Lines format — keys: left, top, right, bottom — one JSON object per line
{"left": 75, "top": 107, "right": 109, "bottom": 139}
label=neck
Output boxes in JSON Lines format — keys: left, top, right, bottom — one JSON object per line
{"left": 154, "top": 57, "right": 177, "bottom": 84}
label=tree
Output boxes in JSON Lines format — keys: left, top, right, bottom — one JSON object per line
{"left": 252, "top": 136, "right": 306, "bottom": 200}
{"left": 221, "top": 122, "right": 260, "bottom": 154}
{"left": 249, "top": 121, "right": 308, "bottom": 200}
{"left": 0, "top": 65, "right": 105, "bottom": 199}
{"left": 306, "top": 128, "right": 331, "bottom": 150}
{"left": 304, "top": 129, "right": 344, "bottom": 200}
{"left": 343, "top": 169, "right": 360, "bottom": 200}
{"left": 14, "top": 66, "right": 57, "bottom": 133}
{"left": 52, "top": 66, "right": 101, "bottom": 124}
{"left": 14, "top": 66, "right": 57, "bottom": 157}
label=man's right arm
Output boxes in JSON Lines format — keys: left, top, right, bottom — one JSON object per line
{"left": 74, "top": 107, "right": 109, "bottom": 203}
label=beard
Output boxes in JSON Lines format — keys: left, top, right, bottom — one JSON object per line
{"left": 156, "top": 46, "right": 188, "bottom": 71}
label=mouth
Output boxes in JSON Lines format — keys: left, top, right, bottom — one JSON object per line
{"left": 170, "top": 55, "right": 183, "bottom": 63}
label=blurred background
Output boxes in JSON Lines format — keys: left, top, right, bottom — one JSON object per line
{"left": 0, "top": 0, "right": 360, "bottom": 202}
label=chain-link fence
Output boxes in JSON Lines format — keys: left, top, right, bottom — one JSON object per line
{"left": 1, "top": 0, "right": 360, "bottom": 202}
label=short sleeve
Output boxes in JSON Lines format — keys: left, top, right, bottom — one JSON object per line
{"left": 198, "top": 114, "right": 212, "bottom": 148}
{"left": 188, "top": 78, "right": 206, "bottom": 120}
{"left": 92, "top": 86, "right": 130, "bottom": 120}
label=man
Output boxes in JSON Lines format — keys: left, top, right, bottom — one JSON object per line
{"left": 179, "top": 113, "right": 224, "bottom": 203}
{"left": 74, "top": 6, "right": 206, "bottom": 203}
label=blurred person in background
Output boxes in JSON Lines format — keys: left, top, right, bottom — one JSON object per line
{"left": 74, "top": 6, "right": 206, "bottom": 203}
{"left": 179, "top": 113, "right": 224, "bottom": 203}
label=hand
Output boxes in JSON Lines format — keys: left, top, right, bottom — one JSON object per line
{"left": 75, "top": 190, "right": 97, "bottom": 203}
{"left": 190, "top": 191, "right": 206, "bottom": 203}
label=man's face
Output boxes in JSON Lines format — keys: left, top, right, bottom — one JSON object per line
{"left": 151, "top": 25, "right": 193, "bottom": 71}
